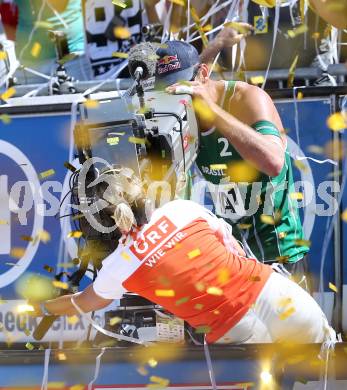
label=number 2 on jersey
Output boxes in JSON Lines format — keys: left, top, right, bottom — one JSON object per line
{"left": 218, "top": 137, "right": 233, "bottom": 157}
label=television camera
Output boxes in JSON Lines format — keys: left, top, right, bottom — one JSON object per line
{"left": 33, "top": 42, "right": 200, "bottom": 344}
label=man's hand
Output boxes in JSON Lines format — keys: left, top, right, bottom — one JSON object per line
{"left": 216, "top": 23, "right": 254, "bottom": 48}
{"left": 200, "top": 23, "right": 253, "bottom": 64}
{"left": 166, "top": 80, "right": 214, "bottom": 105}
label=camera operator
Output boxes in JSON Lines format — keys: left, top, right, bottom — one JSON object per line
{"left": 31, "top": 168, "right": 334, "bottom": 345}
{"left": 155, "top": 40, "right": 310, "bottom": 289}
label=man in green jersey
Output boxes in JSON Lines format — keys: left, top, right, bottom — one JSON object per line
{"left": 155, "top": 40, "right": 310, "bottom": 288}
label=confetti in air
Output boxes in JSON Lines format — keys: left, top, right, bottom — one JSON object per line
{"left": 206, "top": 286, "right": 223, "bottom": 296}
{"left": 187, "top": 248, "right": 201, "bottom": 259}
{"left": 31, "top": 42, "right": 42, "bottom": 58}
{"left": 155, "top": 289, "right": 175, "bottom": 297}
{"left": 329, "top": 282, "right": 338, "bottom": 293}
{"left": 67, "top": 231, "right": 83, "bottom": 239}
{"left": 1, "top": 87, "right": 16, "bottom": 101}
{"left": 112, "top": 52, "right": 129, "bottom": 59}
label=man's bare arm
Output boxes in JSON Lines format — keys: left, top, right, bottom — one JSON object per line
{"left": 43, "top": 285, "right": 113, "bottom": 316}
{"left": 309, "top": 0, "right": 347, "bottom": 29}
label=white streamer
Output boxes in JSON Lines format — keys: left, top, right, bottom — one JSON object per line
{"left": 40, "top": 348, "right": 51, "bottom": 390}
{"left": 70, "top": 296, "right": 151, "bottom": 345}
{"left": 261, "top": 0, "right": 281, "bottom": 89}
{"left": 88, "top": 348, "right": 106, "bottom": 390}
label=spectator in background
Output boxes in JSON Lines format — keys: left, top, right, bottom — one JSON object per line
{"left": 7, "top": 0, "right": 91, "bottom": 84}
{"left": 0, "top": 0, "right": 18, "bottom": 41}
{"left": 83, "top": 0, "right": 161, "bottom": 79}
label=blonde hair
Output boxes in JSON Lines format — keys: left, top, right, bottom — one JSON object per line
{"left": 97, "top": 167, "right": 145, "bottom": 233}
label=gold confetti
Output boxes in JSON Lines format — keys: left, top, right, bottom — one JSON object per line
{"left": 175, "top": 296, "right": 190, "bottom": 306}
{"left": 44, "top": 265, "right": 54, "bottom": 273}
{"left": 57, "top": 353, "right": 67, "bottom": 361}
{"left": 112, "top": 51, "right": 129, "bottom": 59}
{"left": 206, "top": 286, "right": 223, "bottom": 296}
{"left": 129, "top": 136, "right": 146, "bottom": 145}
{"left": 31, "top": 42, "right": 42, "bottom": 58}
{"left": 260, "top": 215, "right": 276, "bottom": 225}
{"left": 38, "top": 229, "right": 51, "bottom": 243}
{"left": 193, "top": 98, "right": 216, "bottom": 122}
{"left": 194, "top": 303, "right": 204, "bottom": 310}
{"left": 112, "top": 0, "right": 127, "bottom": 7}
{"left": 56, "top": 262, "right": 75, "bottom": 268}
{"left": 290, "top": 192, "right": 304, "bottom": 200}
{"left": 25, "top": 342, "right": 35, "bottom": 351}
{"left": 52, "top": 281, "right": 69, "bottom": 290}
{"left": 195, "top": 325, "right": 211, "bottom": 334}
{"left": 294, "top": 160, "right": 308, "bottom": 172}
{"left": 67, "top": 231, "right": 83, "bottom": 239}
{"left": 107, "top": 137, "right": 120, "bottom": 146}
{"left": 21, "top": 235, "right": 33, "bottom": 242}
{"left": 288, "top": 55, "right": 299, "bottom": 88}
{"left": 228, "top": 160, "right": 260, "bottom": 183}
{"left": 295, "top": 239, "right": 311, "bottom": 247}
{"left": 250, "top": 276, "right": 261, "bottom": 282}
{"left": 238, "top": 223, "right": 253, "bottom": 230}
{"left": 17, "top": 304, "right": 34, "bottom": 313}
{"left": 327, "top": 112, "right": 346, "bottom": 132}
{"left": 114, "top": 26, "right": 131, "bottom": 40}
{"left": 0, "top": 220, "right": 8, "bottom": 225}
{"left": 210, "top": 164, "right": 227, "bottom": 170}
{"left": 10, "top": 247, "right": 26, "bottom": 259}
{"left": 70, "top": 385, "right": 84, "bottom": 390}
{"left": 47, "top": 383, "right": 65, "bottom": 389}
{"left": 251, "top": 0, "right": 276, "bottom": 7}
{"left": 250, "top": 75, "right": 265, "bottom": 85}
{"left": 169, "top": 0, "right": 185, "bottom": 5}
{"left": 287, "top": 24, "right": 308, "bottom": 38}
{"left": 39, "top": 169, "right": 55, "bottom": 180}
{"left": 195, "top": 282, "right": 205, "bottom": 292}
{"left": 278, "top": 232, "right": 287, "bottom": 239}
{"left": 297, "top": 92, "right": 304, "bottom": 100}
{"left": 148, "top": 358, "right": 158, "bottom": 368}
{"left": 109, "top": 316, "right": 122, "bottom": 326}
{"left": 1, "top": 87, "right": 16, "bottom": 101}
{"left": 307, "top": 145, "right": 324, "bottom": 155}
{"left": 84, "top": 99, "right": 99, "bottom": 109}
{"left": 278, "top": 297, "right": 293, "bottom": 309}
{"left": 121, "top": 251, "right": 132, "bottom": 261}
{"left": 329, "top": 282, "right": 338, "bottom": 293}
{"left": 279, "top": 307, "right": 296, "bottom": 320}
{"left": 276, "top": 255, "right": 290, "bottom": 263}
{"left": 341, "top": 209, "right": 347, "bottom": 222}
{"left": 0, "top": 114, "right": 11, "bottom": 124}
{"left": 63, "top": 161, "right": 77, "bottom": 173}
{"left": 187, "top": 248, "right": 201, "bottom": 259}
{"left": 155, "top": 289, "right": 175, "bottom": 297}
{"left": 0, "top": 51, "right": 7, "bottom": 60}
{"left": 137, "top": 366, "right": 149, "bottom": 376}
{"left": 67, "top": 316, "right": 79, "bottom": 325}
{"left": 217, "top": 268, "right": 230, "bottom": 284}
{"left": 34, "top": 21, "right": 54, "bottom": 29}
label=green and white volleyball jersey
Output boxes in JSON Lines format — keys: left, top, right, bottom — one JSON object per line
{"left": 195, "top": 81, "right": 309, "bottom": 264}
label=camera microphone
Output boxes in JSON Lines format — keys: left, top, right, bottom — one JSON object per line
{"left": 128, "top": 43, "right": 157, "bottom": 82}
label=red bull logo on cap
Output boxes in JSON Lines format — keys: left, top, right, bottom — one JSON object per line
{"left": 157, "top": 54, "right": 181, "bottom": 74}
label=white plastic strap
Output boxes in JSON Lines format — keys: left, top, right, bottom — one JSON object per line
{"left": 70, "top": 296, "right": 151, "bottom": 346}
{"left": 40, "top": 348, "right": 51, "bottom": 390}
{"left": 88, "top": 347, "right": 106, "bottom": 390}
{"left": 203, "top": 337, "right": 217, "bottom": 390}
{"left": 261, "top": 0, "right": 280, "bottom": 89}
